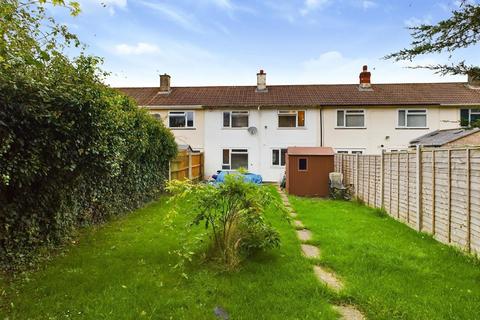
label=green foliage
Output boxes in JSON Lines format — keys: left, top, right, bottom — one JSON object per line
{"left": 166, "top": 176, "right": 286, "bottom": 270}
{"left": 0, "top": 0, "right": 177, "bottom": 270}
{"left": 385, "top": 0, "right": 480, "bottom": 77}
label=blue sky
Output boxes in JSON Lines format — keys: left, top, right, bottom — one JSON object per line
{"left": 52, "top": 0, "right": 480, "bottom": 87}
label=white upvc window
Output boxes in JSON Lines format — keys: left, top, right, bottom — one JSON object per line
{"left": 222, "top": 149, "right": 248, "bottom": 170}
{"left": 335, "top": 149, "right": 364, "bottom": 155}
{"left": 223, "top": 111, "right": 249, "bottom": 128}
{"left": 397, "top": 109, "right": 427, "bottom": 128}
{"left": 272, "top": 148, "right": 287, "bottom": 167}
{"left": 278, "top": 110, "right": 305, "bottom": 128}
{"left": 336, "top": 110, "right": 365, "bottom": 128}
{"left": 168, "top": 111, "right": 194, "bottom": 128}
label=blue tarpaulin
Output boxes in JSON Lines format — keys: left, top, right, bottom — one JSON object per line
{"left": 214, "top": 171, "right": 262, "bottom": 184}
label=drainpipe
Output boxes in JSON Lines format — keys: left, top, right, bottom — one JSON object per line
{"left": 319, "top": 106, "right": 324, "bottom": 146}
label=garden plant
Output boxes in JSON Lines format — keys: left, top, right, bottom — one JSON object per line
{"left": 166, "top": 175, "right": 287, "bottom": 269}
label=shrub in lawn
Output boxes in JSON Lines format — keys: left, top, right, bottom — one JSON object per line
{"left": 166, "top": 176, "right": 286, "bottom": 269}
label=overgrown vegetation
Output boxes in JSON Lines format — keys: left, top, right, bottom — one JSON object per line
{"left": 166, "top": 176, "right": 286, "bottom": 269}
{"left": 0, "top": 0, "right": 177, "bottom": 270}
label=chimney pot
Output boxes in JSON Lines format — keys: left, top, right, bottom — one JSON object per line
{"left": 256, "top": 69, "right": 267, "bottom": 92}
{"left": 160, "top": 73, "right": 171, "bottom": 93}
{"left": 359, "top": 65, "right": 372, "bottom": 90}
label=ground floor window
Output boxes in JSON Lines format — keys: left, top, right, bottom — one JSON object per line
{"left": 272, "top": 148, "right": 287, "bottom": 166}
{"left": 336, "top": 149, "right": 364, "bottom": 155}
{"left": 222, "top": 149, "right": 248, "bottom": 170}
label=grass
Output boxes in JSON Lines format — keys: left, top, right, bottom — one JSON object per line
{"left": 2, "top": 189, "right": 479, "bottom": 320}
{"left": 0, "top": 187, "right": 337, "bottom": 320}
{"left": 289, "top": 196, "right": 480, "bottom": 320}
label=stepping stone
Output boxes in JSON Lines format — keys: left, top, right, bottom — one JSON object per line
{"left": 332, "top": 305, "right": 365, "bottom": 320}
{"left": 301, "top": 244, "right": 320, "bottom": 258}
{"left": 290, "top": 211, "right": 297, "bottom": 218}
{"left": 313, "top": 265, "right": 344, "bottom": 292}
{"left": 297, "top": 229, "right": 312, "bottom": 241}
{"left": 293, "top": 220, "right": 304, "bottom": 228}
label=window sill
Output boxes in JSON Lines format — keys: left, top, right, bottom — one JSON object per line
{"left": 395, "top": 127, "right": 429, "bottom": 130}
{"left": 276, "top": 127, "right": 307, "bottom": 130}
{"left": 221, "top": 127, "right": 249, "bottom": 130}
{"left": 169, "top": 127, "right": 197, "bottom": 130}
{"left": 334, "top": 127, "right": 367, "bottom": 130}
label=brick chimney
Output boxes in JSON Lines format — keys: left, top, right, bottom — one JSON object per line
{"left": 160, "top": 73, "right": 171, "bottom": 93}
{"left": 359, "top": 65, "right": 372, "bottom": 90}
{"left": 256, "top": 69, "right": 267, "bottom": 92}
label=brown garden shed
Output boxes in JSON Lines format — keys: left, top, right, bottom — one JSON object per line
{"left": 285, "top": 147, "right": 335, "bottom": 197}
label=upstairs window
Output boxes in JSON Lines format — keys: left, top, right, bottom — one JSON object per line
{"left": 168, "top": 111, "right": 194, "bottom": 128}
{"left": 223, "top": 111, "right": 249, "bottom": 128}
{"left": 337, "top": 110, "right": 365, "bottom": 128}
{"left": 222, "top": 149, "right": 248, "bottom": 170}
{"left": 278, "top": 110, "right": 305, "bottom": 128}
{"left": 398, "top": 109, "right": 427, "bottom": 128}
{"left": 272, "top": 148, "right": 287, "bottom": 166}
{"left": 460, "top": 108, "right": 480, "bottom": 126}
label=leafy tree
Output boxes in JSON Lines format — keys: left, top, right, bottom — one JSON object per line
{"left": 166, "top": 176, "right": 286, "bottom": 270}
{"left": 385, "top": 0, "right": 480, "bottom": 80}
{"left": 0, "top": 1, "right": 177, "bottom": 270}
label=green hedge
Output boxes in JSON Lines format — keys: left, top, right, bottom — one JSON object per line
{"left": 0, "top": 55, "right": 177, "bottom": 270}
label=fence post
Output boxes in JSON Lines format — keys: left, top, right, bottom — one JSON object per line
{"left": 406, "top": 151, "right": 410, "bottom": 223}
{"left": 397, "top": 152, "right": 400, "bottom": 219}
{"left": 355, "top": 153, "right": 360, "bottom": 199}
{"left": 380, "top": 150, "right": 385, "bottom": 209}
{"left": 447, "top": 149, "right": 452, "bottom": 243}
{"left": 168, "top": 161, "right": 172, "bottom": 181}
{"left": 466, "top": 148, "right": 471, "bottom": 252}
{"left": 415, "top": 145, "right": 423, "bottom": 231}
{"left": 431, "top": 150, "right": 436, "bottom": 235}
{"left": 188, "top": 152, "right": 193, "bottom": 180}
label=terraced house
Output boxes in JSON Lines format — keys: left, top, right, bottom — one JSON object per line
{"left": 118, "top": 66, "right": 480, "bottom": 182}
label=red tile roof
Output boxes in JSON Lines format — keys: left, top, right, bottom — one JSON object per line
{"left": 116, "top": 83, "right": 480, "bottom": 107}
{"left": 287, "top": 147, "right": 335, "bottom": 156}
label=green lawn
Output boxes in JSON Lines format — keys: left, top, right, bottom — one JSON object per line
{"left": 0, "top": 188, "right": 337, "bottom": 320}
{"left": 289, "top": 197, "right": 480, "bottom": 320}
{"left": 2, "top": 189, "right": 479, "bottom": 320}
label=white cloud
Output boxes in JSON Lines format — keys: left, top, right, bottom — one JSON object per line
{"left": 300, "top": 51, "right": 465, "bottom": 84}
{"left": 361, "top": 0, "right": 377, "bottom": 9}
{"left": 300, "top": 0, "right": 331, "bottom": 16}
{"left": 404, "top": 15, "right": 432, "bottom": 28}
{"left": 139, "top": 1, "right": 202, "bottom": 32}
{"left": 114, "top": 42, "right": 161, "bottom": 55}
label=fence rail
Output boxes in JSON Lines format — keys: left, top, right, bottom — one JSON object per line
{"left": 335, "top": 146, "right": 480, "bottom": 255}
{"left": 169, "top": 150, "right": 204, "bottom": 181}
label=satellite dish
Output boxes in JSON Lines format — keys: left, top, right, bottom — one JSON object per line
{"left": 248, "top": 126, "right": 258, "bottom": 135}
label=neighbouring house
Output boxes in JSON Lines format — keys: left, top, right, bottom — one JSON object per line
{"left": 409, "top": 128, "right": 480, "bottom": 148}
{"left": 117, "top": 66, "right": 480, "bottom": 182}
{"left": 285, "top": 147, "right": 334, "bottom": 197}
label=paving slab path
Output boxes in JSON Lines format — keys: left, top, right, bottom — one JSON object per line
{"left": 313, "top": 265, "right": 344, "bottom": 292}
{"left": 332, "top": 306, "right": 365, "bottom": 320}
{"left": 301, "top": 244, "right": 320, "bottom": 258}
{"left": 296, "top": 229, "right": 312, "bottom": 241}
{"left": 276, "top": 186, "right": 366, "bottom": 320}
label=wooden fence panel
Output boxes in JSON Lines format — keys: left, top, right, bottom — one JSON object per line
{"left": 169, "top": 151, "right": 204, "bottom": 181}
{"left": 335, "top": 146, "right": 480, "bottom": 255}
